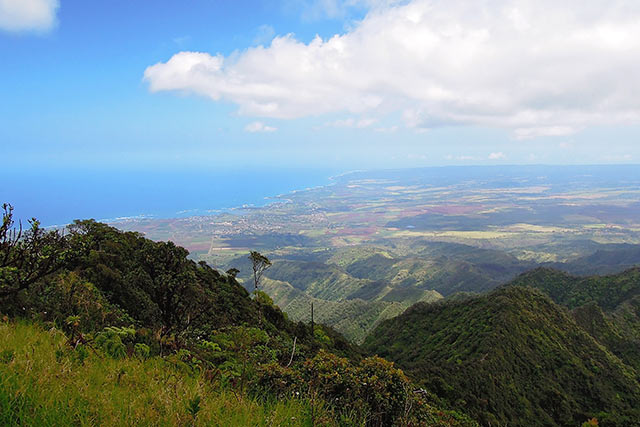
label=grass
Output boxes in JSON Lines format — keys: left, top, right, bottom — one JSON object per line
{"left": 0, "top": 321, "right": 335, "bottom": 426}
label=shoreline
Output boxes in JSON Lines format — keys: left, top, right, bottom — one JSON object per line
{"left": 101, "top": 169, "right": 360, "bottom": 226}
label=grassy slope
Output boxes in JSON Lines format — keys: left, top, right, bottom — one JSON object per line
{"left": 363, "top": 286, "right": 640, "bottom": 427}
{"left": 0, "top": 321, "right": 330, "bottom": 427}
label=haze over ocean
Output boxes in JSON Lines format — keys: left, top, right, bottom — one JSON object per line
{"left": 2, "top": 167, "right": 340, "bottom": 227}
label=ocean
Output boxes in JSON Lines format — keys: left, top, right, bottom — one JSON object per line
{"left": 2, "top": 167, "right": 341, "bottom": 227}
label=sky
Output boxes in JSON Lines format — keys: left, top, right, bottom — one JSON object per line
{"left": 1, "top": 0, "right": 640, "bottom": 172}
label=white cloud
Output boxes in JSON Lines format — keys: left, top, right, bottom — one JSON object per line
{"left": 245, "top": 121, "right": 277, "bottom": 133}
{"left": 0, "top": 0, "right": 59, "bottom": 33}
{"left": 145, "top": 0, "right": 640, "bottom": 137}
{"left": 488, "top": 152, "right": 506, "bottom": 160}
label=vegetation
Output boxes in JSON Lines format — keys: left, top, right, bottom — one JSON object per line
{"left": 262, "top": 277, "right": 437, "bottom": 344}
{"left": 0, "top": 204, "right": 471, "bottom": 426}
{"left": 510, "top": 267, "right": 640, "bottom": 311}
{"left": 363, "top": 286, "right": 640, "bottom": 427}
{"left": 225, "top": 242, "right": 535, "bottom": 342}
{"left": 249, "top": 250, "right": 272, "bottom": 292}
{"left": 0, "top": 203, "right": 68, "bottom": 299}
{"left": 510, "top": 267, "right": 640, "bottom": 372}
{"left": 0, "top": 321, "right": 327, "bottom": 426}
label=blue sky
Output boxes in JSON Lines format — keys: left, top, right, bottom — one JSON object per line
{"left": 2, "top": 0, "right": 640, "bottom": 173}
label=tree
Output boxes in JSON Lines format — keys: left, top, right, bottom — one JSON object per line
{"left": 226, "top": 268, "right": 240, "bottom": 278}
{"left": 138, "top": 239, "right": 203, "bottom": 338}
{"left": 0, "top": 203, "right": 68, "bottom": 298}
{"left": 66, "top": 220, "right": 205, "bottom": 340}
{"left": 248, "top": 251, "right": 271, "bottom": 293}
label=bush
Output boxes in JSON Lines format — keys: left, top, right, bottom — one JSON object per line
{"left": 303, "top": 350, "right": 356, "bottom": 404}
{"left": 356, "top": 356, "right": 410, "bottom": 426}
{"left": 134, "top": 343, "right": 150, "bottom": 360}
{"left": 254, "top": 362, "right": 303, "bottom": 397}
{"left": 95, "top": 328, "right": 128, "bottom": 359}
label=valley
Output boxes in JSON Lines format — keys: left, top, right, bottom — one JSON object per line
{"left": 114, "top": 165, "right": 640, "bottom": 343}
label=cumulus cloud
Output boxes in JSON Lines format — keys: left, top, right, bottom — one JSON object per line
{"left": 245, "top": 121, "right": 277, "bottom": 133}
{"left": 488, "top": 152, "right": 506, "bottom": 160}
{"left": 0, "top": 0, "right": 59, "bottom": 33}
{"left": 144, "top": 0, "right": 640, "bottom": 137}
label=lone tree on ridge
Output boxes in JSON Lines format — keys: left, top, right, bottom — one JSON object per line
{"left": 248, "top": 250, "right": 271, "bottom": 293}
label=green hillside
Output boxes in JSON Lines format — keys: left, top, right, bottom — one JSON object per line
{"left": 0, "top": 321, "right": 321, "bottom": 426}
{"left": 1, "top": 320, "right": 479, "bottom": 426}
{"left": 0, "top": 219, "right": 356, "bottom": 360}
{"left": 261, "top": 277, "right": 439, "bottom": 343}
{"left": 329, "top": 243, "right": 532, "bottom": 296}
{"left": 510, "top": 267, "right": 640, "bottom": 311}
{"left": 0, "top": 206, "right": 472, "bottom": 426}
{"left": 223, "top": 242, "right": 531, "bottom": 342}
{"left": 363, "top": 286, "right": 640, "bottom": 426}
{"left": 509, "top": 267, "right": 640, "bottom": 371}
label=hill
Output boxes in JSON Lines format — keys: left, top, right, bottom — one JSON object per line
{"left": 261, "top": 277, "right": 434, "bottom": 344}
{"left": 554, "top": 245, "right": 640, "bottom": 275}
{"left": 1, "top": 320, "right": 479, "bottom": 426}
{"left": 363, "top": 286, "right": 640, "bottom": 426}
{"left": 0, "top": 206, "right": 473, "bottom": 426}
{"left": 509, "top": 267, "right": 640, "bottom": 311}
{"left": 509, "top": 267, "right": 640, "bottom": 371}
{"left": 225, "top": 242, "right": 532, "bottom": 341}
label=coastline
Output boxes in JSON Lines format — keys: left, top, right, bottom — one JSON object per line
{"left": 103, "top": 169, "right": 356, "bottom": 227}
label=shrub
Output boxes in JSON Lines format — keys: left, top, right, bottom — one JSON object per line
{"left": 356, "top": 356, "right": 410, "bottom": 426}
{"left": 254, "top": 362, "right": 303, "bottom": 397}
{"left": 303, "top": 350, "right": 356, "bottom": 403}
{"left": 134, "top": 343, "right": 150, "bottom": 360}
{"left": 95, "top": 330, "right": 126, "bottom": 359}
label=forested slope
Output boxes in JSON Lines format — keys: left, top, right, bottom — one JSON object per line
{"left": 363, "top": 286, "right": 640, "bottom": 426}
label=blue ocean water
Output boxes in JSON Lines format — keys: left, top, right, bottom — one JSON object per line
{"left": 1, "top": 167, "right": 341, "bottom": 227}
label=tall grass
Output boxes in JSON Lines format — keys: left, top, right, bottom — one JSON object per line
{"left": 0, "top": 320, "right": 337, "bottom": 426}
